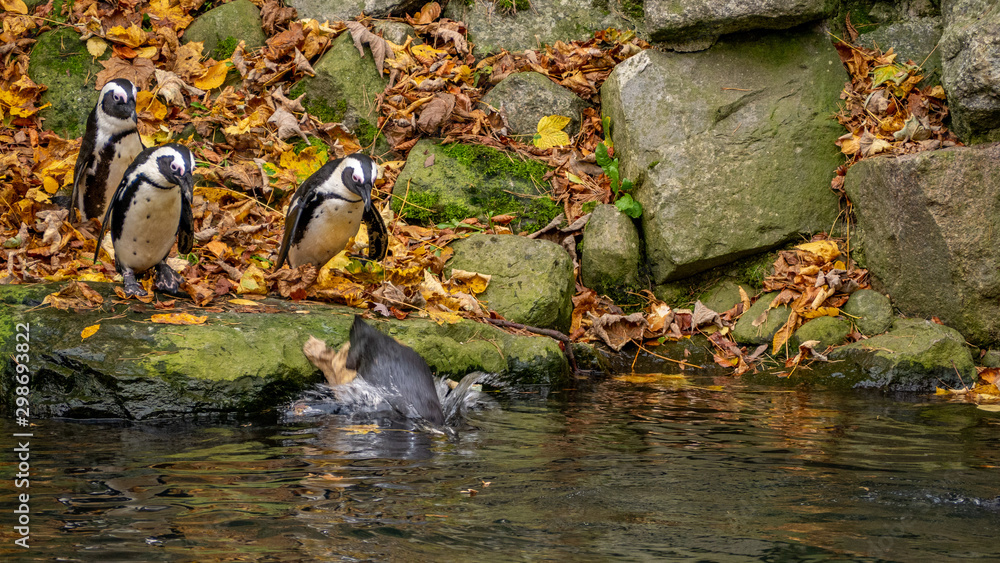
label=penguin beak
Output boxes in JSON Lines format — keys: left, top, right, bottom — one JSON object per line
{"left": 179, "top": 173, "right": 194, "bottom": 199}
{"left": 361, "top": 180, "right": 374, "bottom": 213}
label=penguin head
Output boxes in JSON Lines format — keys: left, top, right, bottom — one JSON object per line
{"left": 154, "top": 144, "right": 195, "bottom": 195}
{"left": 101, "top": 78, "right": 138, "bottom": 122}
{"left": 341, "top": 154, "right": 379, "bottom": 212}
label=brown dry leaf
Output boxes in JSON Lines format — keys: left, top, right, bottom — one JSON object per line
{"left": 154, "top": 68, "right": 205, "bottom": 106}
{"left": 589, "top": 312, "right": 647, "bottom": 351}
{"left": 172, "top": 41, "right": 206, "bottom": 80}
{"left": 262, "top": 0, "right": 298, "bottom": 35}
{"left": 268, "top": 107, "right": 309, "bottom": 142}
{"left": 407, "top": 1, "right": 441, "bottom": 25}
{"left": 303, "top": 336, "right": 356, "bottom": 386}
{"left": 345, "top": 21, "right": 393, "bottom": 75}
{"left": 96, "top": 57, "right": 155, "bottom": 90}
{"left": 150, "top": 313, "right": 208, "bottom": 325}
{"left": 417, "top": 92, "right": 455, "bottom": 134}
{"left": 771, "top": 311, "right": 800, "bottom": 355}
{"left": 691, "top": 300, "right": 722, "bottom": 328}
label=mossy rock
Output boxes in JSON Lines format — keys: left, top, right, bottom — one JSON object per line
{"left": 481, "top": 71, "right": 591, "bottom": 138}
{"left": 183, "top": 0, "right": 266, "bottom": 60}
{"left": 447, "top": 234, "right": 575, "bottom": 332}
{"left": 293, "top": 32, "right": 387, "bottom": 130}
{"left": 732, "top": 292, "right": 792, "bottom": 345}
{"left": 28, "top": 27, "right": 108, "bottom": 139}
{"left": 391, "top": 139, "right": 559, "bottom": 233}
{"left": 842, "top": 289, "right": 893, "bottom": 336}
{"left": 581, "top": 204, "right": 642, "bottom": 298}
{"left": 789, "top": 315, "right": 850, "bottom": 353}
{"left": 698, "top": 279, "right": 750, "bottom": 313}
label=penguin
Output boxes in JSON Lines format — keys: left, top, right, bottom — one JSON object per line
{"left": 94, "top": 144, "right": 195, "bottom": 297}
{"left": 346, "top": 315, "right": 445, "bottom": 426}
{"left": 275, "top": 153, "right": 388, "bottom": 269}
{"left": 71, "top": 78, "right": 144, "bottom": 222}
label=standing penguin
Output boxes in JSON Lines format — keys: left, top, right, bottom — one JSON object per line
{"left": 275, "top": 153, "right": 388, "bottom": 269}
{"left": 94, "top": 144, "right": 195, "bottom": 297}
{"left": 71, "top": 78, "right": 144, "bottom": 222}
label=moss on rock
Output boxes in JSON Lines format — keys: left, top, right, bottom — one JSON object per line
{"left": 28, "top": 27, "right": 108, "bottom": 138}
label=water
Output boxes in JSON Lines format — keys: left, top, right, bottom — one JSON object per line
{"left": 2, "top": 373, "right": 999, "bottom": 562}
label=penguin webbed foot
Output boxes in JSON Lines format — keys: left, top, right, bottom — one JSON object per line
{"left": 153, "top": 262, "right": 184, "bottom": 296}
{"left": 122, "top": 268, "right": 147, "bottom": 297}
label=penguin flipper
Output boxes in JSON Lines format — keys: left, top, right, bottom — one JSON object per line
{"left": 93, "top": 199, "right": 114, "bottom": 265}
{"left": 275, "top": 188, "right": 313, "bottom": 269}
{"left": 362, "top": 204, "right": 388, "bottom": 262}
{"left": 176, "top": 186, "right": 194, "bottom": 255}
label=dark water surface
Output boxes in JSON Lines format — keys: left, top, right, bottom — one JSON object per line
{"left": 3, "top": 374, "right": 999, "bottom": 562}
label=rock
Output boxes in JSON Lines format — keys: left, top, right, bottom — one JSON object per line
{"left": 842, "top": 289, "right": 893, "bottom": 336}
{"left": 982, "top": 349, "right": 1000, "bottom": 368}
{"left": 857, "top": 18, "right": 944, "bottom": 85}
{"left": 183, "top": 0, "right": 266, "bottom": 60}
{"left": 481, "top": 71, "right": 590, "bottom": 138}
{"left": 732, "top": 293, "right": 792, "bottom": 346}
{"left": 444, "top": 0, "right": 632, "bottom": 55}
{"left": 829, "top": 318, "right": 974, "bottom": 391}
{"left": 28, "top": 27, "right": 107, "bottom": 139}
{"left": 845, "top": 144, "right": 1000, "bottom": 345}
{"left": 446, "top": 234, "right": 574, "bottom": 332}
{"left": 580, "top": 204, "right": 642, "bottom": 296}
{"left": 601, "top": 29, "right": 843, "bottom": 283}
{"left": 645, "top": 0, "right": 831, "bottom": 50}
{"left": 288, "top": 0, "right": 425, "bottom": 22}
{"left": 698, "top": 279, "right": 749, "bottom": 313}
{"left": 0, "top": 282, "right": 573, "bottom": 419}
{"left": 372, "top": 21, "right": 419, "bottom": 45}
{"left": 292, "top": 32, "right": 387, "bottom": 131}
{"left": 390, "top": 139, "right": 560, "bottom": 233}
{"left": 790, "top": 315, "right": 850, "bottom": 351}
{"left": 940, "top": 0, "right": 1000, "bottom": 143}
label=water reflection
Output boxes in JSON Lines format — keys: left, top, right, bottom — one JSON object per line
{"left": 2, "top": 375, "right": 999, "bottom": 562}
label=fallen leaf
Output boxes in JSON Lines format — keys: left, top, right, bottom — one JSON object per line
{"left": 81, "top": 324, "right": 100, "bottom": 339}
{"left": 345, "top": 21, "right": 393, "bottom": 75}
{"left": 533, "top": 115, "right": 571, "bottom": 149}
{"left": 150, "top": 313, "right": 208, "bottom": 325}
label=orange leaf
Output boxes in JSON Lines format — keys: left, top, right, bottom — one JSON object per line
{"left": 150, "top": 313, "right": 208, "bottom": 325}
{"left": 81, "top": 324, "right": 100, "bottom": 339}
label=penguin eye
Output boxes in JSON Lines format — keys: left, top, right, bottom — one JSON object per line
{"left": 353, "top": 173, "right": 363, "bottom": 183}
{"left": 171, "top": 161, "right": 182, "bottom": 174}
{"left": 113, "top": 92, "right": 126, "bottom": 103}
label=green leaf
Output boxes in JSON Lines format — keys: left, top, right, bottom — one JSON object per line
{"left": 620, "top": 178, "right": 634, "bottom": 193}
{"left": 596, "top": 142, "right": 612, "bottom": 168}
{"left": 606, "top": 161, "right": 620, "bottom": 194}
{"left": 872, "top": 64, "right": 906, "bottom": 88}
{"left": 615, "top": 193, "right": 643, "bottom": 218}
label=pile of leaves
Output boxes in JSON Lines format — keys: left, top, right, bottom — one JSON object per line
{"left": 830, "top": 19, "right": 962, "bottom": 195}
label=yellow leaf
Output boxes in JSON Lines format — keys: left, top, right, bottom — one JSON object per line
{"left": 42, "top": 176, "right": 60, "bottom": 194}
{"left": 106, "top": 24, "right": 148, "bottom": 49}
{"left": 800, "top": 307, "right": 840, "bottom": 319}
{"left": 771, "top": 311, "right": 800, "bottom": 355}
{"left": 86, "top": 37, "right": 108, "bottom": 58}
{"left": 445, "top": 268, "right": 491, "bottom": 294}
{"left": 81, "top": 324, "right": 100, "bottom": 339}
{"left": 427, "top": 308, "right": 463, "bottom": 325}
{"left": 279, "top": 146, "right": 327, "bottom": 182}
{"left": 136, "top": 46, "right": 159, "bottom": 59}
{"left": 146, "top": 0, "right": 194, "bottom": 32}
{"left": 565, "top": 172, "right": 584, "bottom": 184}
{"left": 78, "top": 272, "right": 112, "bottom": 282}
{"left": 1, "top": 0, "right": 28, "bottom": 14}
{"left": 533, "top": 115, "right": 571, "bottom": 150}
{"left": 411, "top": 44, "right": 448, "bottom": 64}
{"left": 192, "top": 61, "right": 229, "bottom": 91}
{"left": 223, "top": 109, "right": 269, "bottom": 136}
{"left": 150, "top": 313, "right": 208, "bottom": 325}
{"left": 795, "top": 240, "right": 840, "bottom": 263}
{"left": 977, "top": 404, "right": 1000, "bottom": 412}
{"left": 238, "top": 264, "right": 268, "bottom": 295}
{"left": 229, "top": 298, "right": 261, "bottom": 306}
{"left": 24, "top": 187, "right": 51, "bottom": 203}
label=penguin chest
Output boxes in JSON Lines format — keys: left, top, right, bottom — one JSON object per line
{"left": 289, "top": 198, "right": 364, "bottom": 267}
{"left": 100, "top": 133, "right": 143, "bottom": 211}
{"left": 114, "top": 186, "right": 181, "bottom": 272}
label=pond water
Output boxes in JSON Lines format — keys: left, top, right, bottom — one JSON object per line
{"left": 3, "top": 373, "right": 999, "bottom": 562}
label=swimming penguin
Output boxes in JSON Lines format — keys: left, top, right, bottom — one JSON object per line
{"left": 71, "top": 78, "right": 144, "bottom": 222}
{"left": 346, "top": 316, "right": 445, "bottom": 426}
{"left": 275, "top": 153, "right": 388, "bottom": 269}
{"left": 94, "top": 144, "right": 195, "bottom": 297}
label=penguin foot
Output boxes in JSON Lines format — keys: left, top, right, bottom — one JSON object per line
{"left": 153, "top": 262, "right": 184, "bottom": 295}
{"left": 122, "top": 269, "right": 147, "bottom": 297}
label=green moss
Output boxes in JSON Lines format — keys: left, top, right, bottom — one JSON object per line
{"left": 293, "top": 136, "right": 329, "bottom": 155}
{"left": 440, "top": 142, "right": 548, "bottom": 185}
{"left": 392, "top": 190, "right": 443, "bottom": 223}
{"left": 355, "top": 119, "right": 380, "bottom": 147}
{"left": 494, "top": 0, "right": 531, "bottom": 13}
{"left": 619, "top": 0, "right": 644, "bottom": 21}
{"left": 288, "top": 82, "right": 306, "bottom": 100}
{"left": 306, "top": 98, "right": 347, "bottom": 124}
{"left": 214, "top": 36, "right": 239, "bottom": 60}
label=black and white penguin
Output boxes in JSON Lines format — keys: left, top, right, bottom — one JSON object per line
{"left": 346, "top": 315, "right": 445, "bottom": 426}
{"left": 71, "top": 78, "right": 144, "bottom": 222}
{"left": 275, "top": 153, "right": 388, "bottom": 269}
{"left": 94, "top": 144, "right": 195, "bottom": 297}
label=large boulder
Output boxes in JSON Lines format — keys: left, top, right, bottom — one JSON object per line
{"left": 444, "top": 0, "right": 633, "bottom": 55}
{"left": 481, "top": 71, "right": 591, "bottom": 138}
{"left": 857, "top": 18, "right": 944, "bottom": 86}
{"left": 28, "top": 27, "right": 107, "bottom": 139}
{"left": 645, "top": 0, "right": 832, "bottom": 50}
{"left": 829, "top": 318, "right": 975, "bottom": 391}
{"left": 580, "top": 204, "right": 642, "bottom": 296}
{"left": 0, "top": 282, "right": 571, "bottom": 419}
{"left": 940, "top": 0, "right": 1000, "bottom": 143}
{"left": 446, "top": 234, "right": 575, "bottom": 332}
{"left": 601, "top": 28, "right": 843, "bottom": 284}
{"left": 845, "top": 144, "right": 1000, "bottom": 346}
{"left": 390, "top": 139, "right": 560, "bottom": 233}
{"left": 183, "top": 0, "right": 267, "bottom": 60}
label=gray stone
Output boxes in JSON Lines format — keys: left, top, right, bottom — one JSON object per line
{"left": 581, "top": 204, "right": 642, "bottom": 296}
{"left": 481, "top": 71, "right": 591, "bottom": 138}
{"left": 183, "top": 0, "right": 267, "bottom": 60}
{"left": 982, "top": 349, "right": 1000, "bottom": 368}
{"left": 842, "top": 289, "right": 893, "bottom": 336}
{"left": 645, "top": 0, "right": 831, "bottom": 50}
{"left": 601, "top": 28, "right": 843, "bottom": 284}
{"left": 857, "top": 18, "right": 943, "bottom": 85}
{"left": 790, "top": 315, "right": 850, "bottom": 352}
{"left": 844, "top": 144, "right": 1000, "bottom": 346}
{"left": 940, "top": 0, "right": 1000, "bottom": 143}
{"left": 289, "top": 0, "right": 423, "bottom": 22}
{"left": 0, "top": 282, "right": 571, "bottom": 419}
{"left": 829, "top": 318, "right": 975, "bottom": 391}
{"left": 444, "top": 0, "right": 633, "bottom": 55}
{"left": 698, "top": 279, "right": 749, "bottom": 314}
{"left": 733, "top": 292, "right": 792, "bottom": 346}
{"left": 295, "top": 32, "right": 388, "bottom": 131}
{"left": 446, "top": 234, "right": 575, "bottom": 332}
{"left": 390, "top": 139, "right": 559, "bottom": 234}
{"left": 372, "top": 20, "right": 419, "bottom": 45}
{"left": 28, "top": 27, "right": 107, "bottom": 139}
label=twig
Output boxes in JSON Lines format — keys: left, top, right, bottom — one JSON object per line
{"left": 484, "top": 317, "right": 579, "bottom": 375}
{"left": 636, "top": 343, "right": 701, "bottom": 369}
